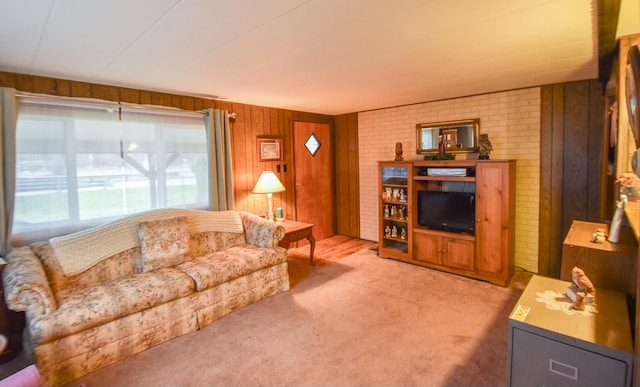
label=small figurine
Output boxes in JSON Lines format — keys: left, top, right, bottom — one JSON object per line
{"left": 390, "top": 205, "right": 397, "bottom": 218}
{"left": 592, "top": 228, "right": 606, "bottom": 244}
{"left": 568, "top": 266, "right": 596, "bottom": 311}
{"left": 383, "top": 205, "right": 390, "bottom": 218}
{"left": 395, "top": 142, "right": 404, "bottom": 161}
{"left": 391, "top": 226, "right": 398, "bottom": 238}
{"left": 384, "top": 187, "right": 392, "bottom": 201}
{"left": 400, "top": 228, "right": 407, "bottom": 240}
{"left": 478, "top": 133, "right": 493, "bottom": 160}
{"left": 399, "top": 189, "right": 406, "bottom": 202}
{"left": 438, "top": 137, "right": 446, "bottom": 155}
{"left": 392, "top": 188, "right": 399, "bottom": 201}
{"left": 385, "top": 225, "right": 391, "bottom": 237}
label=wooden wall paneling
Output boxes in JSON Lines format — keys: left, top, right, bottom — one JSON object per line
{"left": 15, "top": 74, "right": 35, "bottom": 94}
{"left": 347, "top": 113, "right": 360, "bottom": 237}
{"left": 562, "top": 81, "right": 590, "bottom": 231}
{"left": 54, "top": 79, "right": 72, "bottom": 97}
{"left": 70, "top": 80, "right": 92, "bottom": 99}
{"left": 32, "top": 76, "right": 58, "bottom": 96}
{"left": 139, "top": 90, "right": 152, "bottom": 106}
{"left": 0, "top": 72, "right": 16, "bottom": 88}
{"left": 539, "top": 80, "right": 605, "bottom": 277}
{"left": 334, "top": 113, "right": 360, "bottom": 237}
{"left": 334, "top": 114, "right": 349, "bottom": 235}
{"left": 283, "top": 110, "right": 296, "bottom": 220}
{"left": 120, "top": 88, "right": 141, "bottom": 105}
{"left": 268, "top": 107, "right": 286, "bottom": 219}
{"left": 538, "top": 85, "right": 554, "bottom": 276}
{"left": 150, "top": 92, "right": 172, "bottom": 107}
{"left": 587, "top": 80, "right": 606, "bottom": 221}
{"left": 278, "top": 109, "right": 294, "bottom": 221}
{"left": 549, "top": 83, "right": 566, "bottom": 278}
{"left": 235, "top": 103, "right": 254, "bottom": 213}
{"left": 91, "top": 83, "right": 119, "bottom": 102}
{"left": 251, "top": 105, "right": 268, "bottom": 216}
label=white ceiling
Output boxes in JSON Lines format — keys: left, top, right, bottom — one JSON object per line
{"left": 0, "top": 0, "right": 599, "bottom": 115}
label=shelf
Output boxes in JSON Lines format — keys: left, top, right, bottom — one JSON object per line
{"left": 383, "top": 217, "right": 408, "bottom": 223}
{"left": 383, "top": 236, "right": 408, "bottom": 243}
{"left": 382, "top": 182, "right": 407, "bottom": 187}
{"left": 413, "top": 176, "right": 475, "bottom": 182}
{"left": 382, "top": 200, "right": 408, "bottom": 205}
{"left": 381, "top": 240, "right": 409, "bottom": 254}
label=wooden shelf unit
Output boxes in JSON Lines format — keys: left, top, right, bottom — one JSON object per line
{"left": 378, "top": 161, "right": 411, "bottom": 260}
{"left": 377, "top": 159, "right": 516, "bottom": 286}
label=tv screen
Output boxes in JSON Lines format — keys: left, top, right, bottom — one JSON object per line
{"left": 417, "top": 191, "right": 475, "bottom": 235}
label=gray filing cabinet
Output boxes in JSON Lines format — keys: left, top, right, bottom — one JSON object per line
{"left": 507, "top": 275, "right": 633, "bottom": 387}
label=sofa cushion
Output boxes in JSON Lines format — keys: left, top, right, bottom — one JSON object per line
{"left": 176, "top": 245, "right": 287, "bottom": 291}
{"left": 31, "top": 268, "right": 195, "bottom": 343}
{"left": 137, "top": 216, "right": 191, "bottom": 273}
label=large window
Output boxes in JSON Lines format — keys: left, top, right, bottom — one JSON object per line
{"left": 14, "top": 97, "right": 208, "bottom": 240}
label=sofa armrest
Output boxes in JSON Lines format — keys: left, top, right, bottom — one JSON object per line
{"left": 3, "top": 246, "right": 57, "bottom": 316}
{"left": 240, "top": 211, "right": 285, "bottom": 248}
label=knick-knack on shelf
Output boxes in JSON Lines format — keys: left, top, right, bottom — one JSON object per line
{"left": 395, "top": 142, "right": 404, "bottom": 161}
{"left": 478, "top": 133, "right": 493, "bottom": 160}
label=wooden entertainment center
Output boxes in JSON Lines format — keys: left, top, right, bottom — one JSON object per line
{"left": 378, "top": 159, "right": 516, "bottom": 286}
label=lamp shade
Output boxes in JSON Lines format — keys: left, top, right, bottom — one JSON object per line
{"left": 252, "top": 171, "right": 286, "bottom": 194}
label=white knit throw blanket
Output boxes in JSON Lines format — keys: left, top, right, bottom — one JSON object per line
{"left": 49, "top": 209, "right": 244, "bottom": 276}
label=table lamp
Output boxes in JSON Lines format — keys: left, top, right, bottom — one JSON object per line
{"left": 252, "top": 171, "right": 286, "bottom": 221}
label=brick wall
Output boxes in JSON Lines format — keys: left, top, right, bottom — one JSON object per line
{"left": 358, "top": 88, "right": 541, "bottom": 272}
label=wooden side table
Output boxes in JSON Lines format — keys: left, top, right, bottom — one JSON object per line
{"left": 278, "top": 220, "right": 316, "bottom": 265}
{"left": 561, "top": 220, "right": 637, "bottom": 303}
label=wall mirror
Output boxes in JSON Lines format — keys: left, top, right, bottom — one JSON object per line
{"left": 416, "top": 119, "right": 479, "bottom": 154}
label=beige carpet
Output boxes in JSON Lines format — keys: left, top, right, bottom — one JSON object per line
{"left": 69, "top": 248, "right": 521, "bottom": 387}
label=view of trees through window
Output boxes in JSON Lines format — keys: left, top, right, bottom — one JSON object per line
{"left": 13, "top": 98, "right": 209, "bottom": 237}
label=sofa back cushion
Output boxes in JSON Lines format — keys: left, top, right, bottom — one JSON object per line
{"left": 48, "top": 209, "right": 245, "bottom": 277}
{"left": 137, "top": 216, "right": 192, "bottom": 272}
{"left": 33, "top": 242, "right": 139, "bottom": 295}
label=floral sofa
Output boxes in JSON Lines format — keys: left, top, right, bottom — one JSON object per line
{"left": 3, "top": 209, "right": 290, "bottom": 386}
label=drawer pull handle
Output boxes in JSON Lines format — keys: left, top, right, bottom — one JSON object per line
{"left": 549, "top": 359, "right": 578, "bottom": 380}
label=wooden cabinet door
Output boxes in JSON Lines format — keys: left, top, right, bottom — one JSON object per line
{"left": 442, "top": 237, "right": 475, "bottom": 271}
{"left": 475, "top": 162, "right": 514, "bottom": 278}
{"left": 413, "top": 232, "right": 442, "bottom": 265}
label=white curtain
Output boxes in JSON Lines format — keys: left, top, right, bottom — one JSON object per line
{"left": 0, "top": 88, "right": 17, "bottom": 257}
{"left": 205, "top": 109, "right": 234, "bottom": 210}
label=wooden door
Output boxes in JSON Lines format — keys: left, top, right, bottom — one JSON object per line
{"left": 442, "top": 237, "right": 475, "bottom": 271}
{"left": 413, "top": 232, "right": 442, "bottom": 265}
{"left": 475, "top": 162, "right": 511, "bottom": 277}
{"left": 293, "top": 121, "right": 334, "bottom": 241}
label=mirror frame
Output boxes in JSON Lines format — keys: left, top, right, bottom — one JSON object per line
{"left": 416, "top": 119, "right": 480, "bottom": 154}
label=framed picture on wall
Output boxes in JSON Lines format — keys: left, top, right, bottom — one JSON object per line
{"left": 257, "top": 138, "right": 283, "bottom": 162}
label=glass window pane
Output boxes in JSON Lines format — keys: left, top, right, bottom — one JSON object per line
{"left": 13, "top": 97, "right": 208, "bottom": 241}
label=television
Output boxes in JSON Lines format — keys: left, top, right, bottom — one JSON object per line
{"left": 417, "top": 191, "right": 475, "bottom": 235}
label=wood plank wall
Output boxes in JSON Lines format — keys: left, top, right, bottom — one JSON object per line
{"left": 334, "top": 113, "right": 360, "bottom": 237}
{"left": 0, "top": 71, "right": 361, "bottom": 238}
{"left": 538, "top": 79, "right": 605, "bottom": 277}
